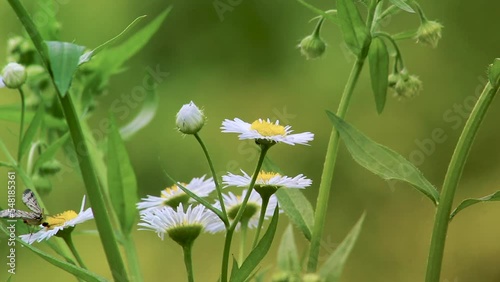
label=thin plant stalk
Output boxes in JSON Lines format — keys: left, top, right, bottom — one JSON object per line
{"left": 123, "top": 236, "right": 144, "bottom": 282}
{"left": 238, "top": 220, "right": 249, "bottom": 263}
{"left": 183, "top": 243, "right": 195, "bottom": 282}
{"left": 425, "top": 81, "right": 499, "bottom": 282}
{"left": 307, "top": 0, "right": 378, "bottom": 271}
{"left": 17, "top": 87, "right": 26, "bottom": 162}
{"left": 252, "top": 196, "right": 270, "bottom": 249}
{"left": 63, "top": 235, "right": 87, "bottom": 270}
{"left": 221, "top": 144, "right": 270, "bottom": 282}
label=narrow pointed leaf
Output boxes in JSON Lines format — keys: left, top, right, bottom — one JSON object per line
{"left": 230, "top": 207, "right": 279, "bottom": 282}
{"left": 277, "top": 225, "right": 301, "bottom": 273}
{"left": 388, "top": 0, "right": 415, "bottom": 13}
{"left": 0, "top": 225, "right": 107, "bottom": 282}
{"left": 450, "top": 190, "right": 500, "bottom": 220}
{"left": 368, "top": 37, "right": 389, "bottom": 114}
{"left": 46, "top": 41, "right": 86, "bottom": 96}
{"left": 19, "top": 106, "right": 44, "bottom": 160}
{"left": 319, "top": 213, "right": 365, "bottom": 282}
{"left": 108, "top": 115, "right": 139, "bottom": 235}
{"left": 327, "top": 111, "right": 439, "bottom": 205}
{"left": 337, "top": 0, "right": 368, "bottom": 55}
{"left": 264, "top": 158, "right": 314, "bottom": 240}
{"left": 488, "top": 58, "right": 500, "bottom": 87}
{"left": 119, "top": 88, "right": 159, "bottom": 140}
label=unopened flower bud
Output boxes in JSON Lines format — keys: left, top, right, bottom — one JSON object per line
{"left": 1, "top": 63, "right": 27, "bottom": 89}
{"left": 39, "top": 159, "right": 62, "bottom": 176}
{"left": 176, "top": 101, "right": 205, "bottom": 134}
{"left": 389, "top": 69, "right": 423, "bottom": 100}
{"left": 415, "top": 20, "right": 443, "bottom": 48}
{"left": 299, "top": 34, "right": 326, "bottom": 60}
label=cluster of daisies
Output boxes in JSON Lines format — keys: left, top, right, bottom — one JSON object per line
{"left": 137, "top": 101, "right": 314, "bottom": 245}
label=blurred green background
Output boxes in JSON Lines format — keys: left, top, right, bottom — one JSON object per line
{"left": 1, "top": 0, "right": 500, "bottom": 281}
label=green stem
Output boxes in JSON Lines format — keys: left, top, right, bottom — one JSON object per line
{"left": 425, "top": 81, "right": 499, "bottom": 282}
{"left": 221, "top": 144, "right": 270, "bottom": 282}
{"left": 59, "top": 93, "right": 129, "bottom": 282}
{"left": 17, "top": 87, "right": 26, "bottom": 162}
{"left": 63, "top": 234, "right": 87, "bottom": 270}
{"left": 238, "top": 220, "right": 249, "bottom": 263}
{"left": 183, "top": 243, "right": 195, "bottom": 282}
{"left": 194, "top": 133, "right": 228, "bottom": 222}
{"left": 123, "top": 236, "right": 144, "bottom": 282}
{"left": 307, "top": 0, "right": 377, "bottom": 271}
{"left": 251, "top": 196, "right": 270, "bottom": 249}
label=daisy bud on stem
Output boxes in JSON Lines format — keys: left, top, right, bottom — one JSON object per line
{"left": 388, "top": 68, "right": 423, "bottom": 100}
{"left": 299, "top": 17, "right": 326, "bottom": 60}
{"left": 1, "top": 62, "right": 27, "bottom": 89}
{"left": 415, "top": 4, "right": 443, "bottom": 48}
{"left": 176, "top": 101, "right": 206, "bottom": 135}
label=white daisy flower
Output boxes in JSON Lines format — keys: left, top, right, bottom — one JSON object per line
{"left": 221, "top": 118, "right": 314, "bottom": 146}
{"left": 136, "top": 175, "right": 215, "bottom": 213}
{"left": 223, "top": 170, "right": 312, "bottom": 192}
{"left": 138, "top": 204, "right": 221, "bottom": 245}
{"left": 20, "top": 196, "right": 94, "bottom": 244}
{"left": 206, "top": 189, "right": 279, "bottom": 233}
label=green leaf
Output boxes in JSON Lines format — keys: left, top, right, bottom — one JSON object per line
{"left": 46, "top": 41, "right": 86, "bottom": 96}
{"left": 19, "top": 106, "right": 44, "bottom": 160}
{"left": 277, "top": 225, "right": 301, "bottom": 274}
{"left": 326, "top": 111, "right": 439, "bottom": 205}
{"left": 107, "top": 116, "right": 139, "bottom": 235}
{"left": 230, "top": 207, "right": 279, "bottom": 282}
{"left": 368, "top": 37, "right": 389, "bottom": 114}
{"left": 0, "top": 105, "right": 67, "bottom": 130}
{"left": 0, "top": 139, "right": 16, "bottom": 165}
{"left": 264, "top": 158, "right": 314, "bottom": 240}
{"left": 79, "top": 15, "right": 147, "bottom": 65}
{"left": 488, "top": 58, "right": 500, "bottom": 88}
{"left": 388, "top": 0, "right": 415, "bottom": 13}
{"left": 319, "top": 213, "right": 365, "bottom": 282}
{"left": 0, "top": 224, "right": 107, "bottom": 282}
{"left": 33, "top": 133, "right": 70, "bottom": 171}
{"left": 450, "top": 190, "right": 500, "bottom": 220}
{"left": 119, "top": 88, "right": 159, "bottom": 140}
{"left": 91, "top": 7, "right": 171, "bottom": 86}
{"left": 337, "top": 0, "right": 369, "bottom": 55}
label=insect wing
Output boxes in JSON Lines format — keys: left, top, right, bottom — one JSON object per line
{"left": 22, "top": 189, "right": 42, "bottom": 214}
{"left": 0, "top": 209, "right": 14, "bottom": 218}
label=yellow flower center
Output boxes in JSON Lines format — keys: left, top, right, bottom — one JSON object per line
{"left": 161, "top": 183, "right": 187, "bottom": 198}
{"left": 250, "top": 120, "right": 286, "bottom": 137}
{"left": 43, "top": 210, "right": 78, "bottom": 229}
{"left": 257, "top": 171, "right": 280, "bottom": 183}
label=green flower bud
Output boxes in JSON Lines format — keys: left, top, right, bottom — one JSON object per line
{"left": 299, "top": 34, "right": 326, "bottom": 60}
{"left": 38, "top": 159, "right": 62, "bottom": 176}
{"left": 415, "top": 20, "right": 443, "bottom": 48}
{"left": 1, "top": 63, "right": 27, "bottom": 89}
{"left": 176, "top": 101, "right": 205, "bottom": 134}
{"left": 389, "top": 69, "right": 423, "bottom": 100}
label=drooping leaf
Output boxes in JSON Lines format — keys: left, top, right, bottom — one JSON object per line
{"left": 337, "top": 0, "right": 369, "bottom": 55}
{"left": 119, "top": 88, "right": 159, "bottom": 140}
{"left": 45, "top": 41, "right": 86, "bottom": 96}
{"left": 450, "top": 190, "right": 500, "bottom": 220}
{"left": 264, "top": 158, "right": 314, "bottom": 240}
{"left": 230, "top": 207, "right": 279, "bottom": 282}
{"left": 19, "top": 106, "right": 44, "bottom": 160}
{"left": 319, "top": 213, "right": 365, "bottom": 282}
{"left": 79, "top": 15, "right": 147, "bottom": 65}
{"left": 0, "top": 225, "right": 107, "bottom": 282}
{"left": 368, "top": 37, "right": 389, "bottom": 114}
{"left": 488, "top": 58, "right": 500, "bottom": 87}
{"left": 107, "top": 115, "right": 139, "bottom": 235}
{"left": 277, "top": 225, "right": 301, "bottom": 274}
{"left": 326, "top": 111, "right": 439, "bottom": 205}
{"left": 388, "top": 0, "right": 415, "bottom": 13}
{"left": 33, "top": 133, "right": 70, "bottom": 171}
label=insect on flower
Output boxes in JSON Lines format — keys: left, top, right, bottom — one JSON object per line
{"left": 0, "top": 189, "right": 44, "bottom": 226}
